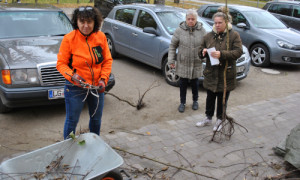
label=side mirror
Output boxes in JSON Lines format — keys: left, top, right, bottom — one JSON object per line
{"left": 236, "top": 23, "right": 249, "bottom": 29}
{"left": 143, "top": 27, "right": 160, "bottom": 36}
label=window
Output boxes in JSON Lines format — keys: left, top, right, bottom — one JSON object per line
{"left": 136, "top": 10, "right": 157, "bottom": 29}
{"left": 230, "top": 10, "right": 247, "bottom": 25}
{"left": 269, "top": 4, "right": 292, "bottom": 16}
{"left": 0, "top": 11, "right": 72, "bottom": 38}
{"left": 277, "top": 4, "right": 292, "bottom": 16}
{"left": 243, "top": 11, "right": 286, "bottom": 29}
{"left": 268, "top": 4, "right": 279, "bottom": 13}
{"left": 293, "top": 5, "right": 300, "bottom": 18}
{"left": 202, "top": 6, "right": 218, "bottom": 19}
{"left": 115, "top": 8, "right": 136, "bottom": 24}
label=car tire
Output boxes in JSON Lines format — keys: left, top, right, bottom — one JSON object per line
{"left": 106, "top": 34, "right": 117, "bottom": 58}
{"left": 0, "top": 97, "right": 11, "bottom": 113}
{"left": 162, "top": 57, "right": 180, "bottom": 87}
{"left": 102, "top": 169, "right": 123, "bottom": 180}
{"left": 250, "top": 44, "right": 270, "bottom": 67}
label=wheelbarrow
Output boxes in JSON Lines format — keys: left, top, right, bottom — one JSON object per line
{"left": 0, "top": 133, "right": 129, "bottom": 180}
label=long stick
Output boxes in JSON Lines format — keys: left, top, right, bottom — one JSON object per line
{"left": 222, "top": 0, "right": 230, "bottom": 122}
{"left": 113, "top": 147, "right": 218, "bottom": 180}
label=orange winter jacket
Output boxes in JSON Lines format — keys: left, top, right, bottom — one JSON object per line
{"left": 57, "top": 29, "right": 113, "bottom": 86}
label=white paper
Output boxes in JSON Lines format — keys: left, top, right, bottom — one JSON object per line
{"left": 207, "top": 47, "right": 219, "bottom": 66}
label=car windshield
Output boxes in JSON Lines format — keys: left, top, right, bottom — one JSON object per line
{"left": 156, "top": 11, "right": 211, "bottom": 35}
{"left": 0, "top": 11, "right": 73, "bottom": 39}
{"left": 243, "top": 11, "right": 287, "bottom": 29}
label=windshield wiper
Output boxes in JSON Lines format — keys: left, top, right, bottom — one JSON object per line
{"left": 51, "top": 34, "right": 66, "bottom": 36}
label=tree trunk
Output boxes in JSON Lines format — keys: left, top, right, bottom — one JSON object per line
{"left": 77, "top": 0, "right": 80, "bottom": 4}
{"left": 89, "top": 0, "right": 94, "bottom": 3}
{"left": 154, "top": 0, "right": 165, "bottom": 4}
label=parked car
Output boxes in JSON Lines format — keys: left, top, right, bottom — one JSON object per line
{"left": 198, "top": 4, "right": 300, "bottom": 67}
{"left": 101, "top": 4, "right": 250, "bottom": 86}
{"left": 0, "top": 3, "right": 115, "bottom": 113}
{"left": 94, "top": 0, "right": 147, "bottom": 17}
{"left": 263, "top": 1, "right": 300, "bottom": 31}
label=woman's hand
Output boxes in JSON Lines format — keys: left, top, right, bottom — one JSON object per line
{"left": 170, "top": 63, "right": 175, "bottom": 69}
{"left": 71, "top": 73, "right": 85, "bottom": 86}
{"left": 202, "top": 48, "right": 207, "bottom": 57}
{"left": 98, "top": 80, "right": 106, "bottom": 93}
{"left": 211, "top": 51, "right": 221, "bottom": 59}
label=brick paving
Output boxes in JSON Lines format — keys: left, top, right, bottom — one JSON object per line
{"left": 102, "top": 93, "right": 300, "bottom": 180}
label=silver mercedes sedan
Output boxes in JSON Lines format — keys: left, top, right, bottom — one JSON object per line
{"left": 101, "top": 4, "right": 251, "bottom": 86}
{"left": 0, "top": 3, "right": 115, "bottom": 113}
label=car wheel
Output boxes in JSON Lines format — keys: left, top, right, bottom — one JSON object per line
{"left": 0, "top": 97, "right": 11, "bottom": 113}
{"left": 106, "top": 34, "right": 117, "bottom": 58}
{"left": 250, "top": 44, "right": 270, "bottom": 67}
{"left": 102, "top": 169, "right": 123, "bottom": 180}
{"left": 162, "top": 57, "right": 180, "bottom": 87}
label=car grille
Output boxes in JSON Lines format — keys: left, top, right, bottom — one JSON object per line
{"left": 39, "top": 66, "right": 65, "bottom": 86}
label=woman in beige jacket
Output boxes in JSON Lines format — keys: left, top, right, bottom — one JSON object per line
{"left": 168, "top": 9, "right": 206, "bottom": 113}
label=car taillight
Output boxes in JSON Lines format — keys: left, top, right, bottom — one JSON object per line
{"left": 2, "top": 70, "right": 12, "bottom": 85}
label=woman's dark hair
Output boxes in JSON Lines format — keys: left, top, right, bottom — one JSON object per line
{"left": 71, "top": 6, "right": 103, "bottom": 33}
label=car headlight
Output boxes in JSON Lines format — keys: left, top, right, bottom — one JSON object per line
{"left": 9, "top": 69, "right": 39, "bottom": 85}
{"left": 237, "top": 46, "right": 250, "bottom": 64}
{"left": 277, "top": 40, "right": 296, "bottom": 50}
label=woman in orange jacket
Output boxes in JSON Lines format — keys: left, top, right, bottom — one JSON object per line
{"left": 57, "top": 6, "right": 113, "bottom": 139}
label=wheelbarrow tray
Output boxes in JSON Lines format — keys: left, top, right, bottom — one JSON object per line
{"left": 0, "top": 133, "right": 123, "bottom": 179}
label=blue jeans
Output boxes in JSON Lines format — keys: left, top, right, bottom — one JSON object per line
{"left": 63, "top": 81, "right": 104, "bottom": 139}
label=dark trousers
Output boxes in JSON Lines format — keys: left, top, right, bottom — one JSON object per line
{"left": 205, "top": 90, "right": 230, "bottom": 119}
{"left": 180, "top": 78, "right": 199, "bottom": 104}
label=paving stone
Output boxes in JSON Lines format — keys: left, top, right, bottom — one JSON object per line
{"left": 166, "top": 120, "right": 177, "bottom": 125}
{"left": 177, "top": 119, "right": 188, "bottom": 124}
{"left": 111, "top": 93, "right": 300, "bottom": 179}
{"left": 148, "top": 141, "right": 164, "bottom": 151}
{"left": 104, "top": 133, "right": 118, "bottom": 140}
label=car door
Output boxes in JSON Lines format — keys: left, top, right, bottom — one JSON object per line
{"left": 130, "top": 9, "right": 160, "bottom": 66}
{"left": 112, "top": 8, "right": 137, "bottom": 56}
{"left": 229, "top": 9, "right": 250, "bottom": 47}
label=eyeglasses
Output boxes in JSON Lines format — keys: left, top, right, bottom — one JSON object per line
{"left": 78, "top": 6, "right": 93, "bottom": 12}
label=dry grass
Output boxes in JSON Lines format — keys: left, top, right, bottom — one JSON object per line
{"left": 3, "top": 0, "right": 266, "bottom": 10}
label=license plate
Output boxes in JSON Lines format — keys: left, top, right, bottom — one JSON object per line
{"left": 48, "top": 89, "right": 65, "bottom": 100}
{"left": 237, "top": 66, "right": 245, "bottom": 73}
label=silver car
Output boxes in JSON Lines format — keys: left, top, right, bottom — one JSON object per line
{"left": 101, "top": 4, "right": 251, "bottom": 86}
{"left": 0, "top": 3, "right": 115, "bottom": 113}
{"left": 198, "top": 4, "right": 300, "bottom": 67}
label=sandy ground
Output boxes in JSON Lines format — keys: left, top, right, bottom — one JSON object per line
{"left": 1, "top": 55, "right": 300, "bottom": 163}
